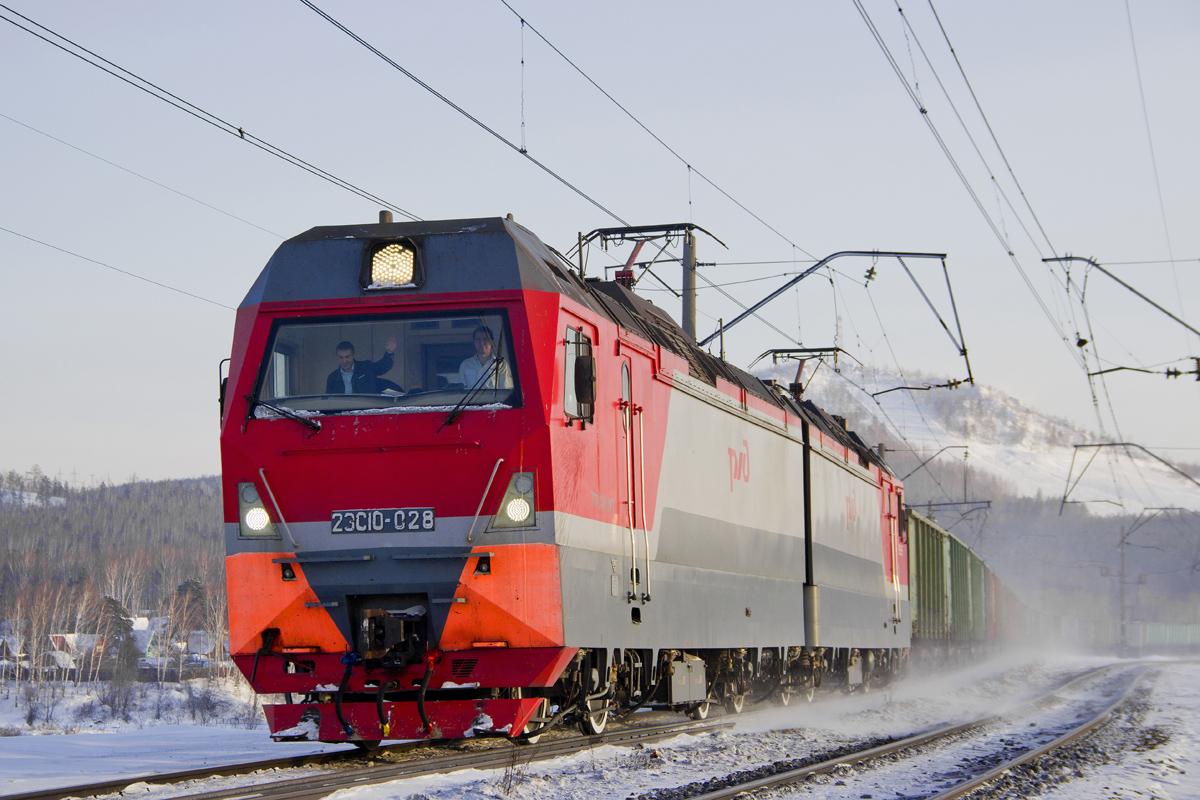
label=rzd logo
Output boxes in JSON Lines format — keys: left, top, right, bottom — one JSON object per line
{"left": 728, "top": 439, "right": 749, "bottom": 491}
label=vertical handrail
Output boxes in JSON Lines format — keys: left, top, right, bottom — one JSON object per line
{"left": 637, "top": 405, "right": 651, "bottom": 602}
{"left": 888, "top": 491, "right": 901, "bottom": 622}
{"left": 258, "top": 468, "right": 300, "bottom": 550}
{"left": 622, "top": 401, "right": 639, "bottom": 601}
{"left": 467, "top": 458, "right": 505, "bottom": 543}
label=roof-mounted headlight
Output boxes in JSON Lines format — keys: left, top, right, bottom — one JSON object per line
{"left": 363, "top": 239, "right": 422, "bottom": 290}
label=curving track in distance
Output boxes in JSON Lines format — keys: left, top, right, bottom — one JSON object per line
{"left": 649, "top": 662, "right": 1151, "bottom": 800}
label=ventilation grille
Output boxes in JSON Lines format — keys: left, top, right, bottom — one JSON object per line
{"left": 450, "top": 658, "right": 478, "bottom": 679}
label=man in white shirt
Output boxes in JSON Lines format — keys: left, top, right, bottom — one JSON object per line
{"left": 458, "top": 325, "right": 512, "bottom": 390}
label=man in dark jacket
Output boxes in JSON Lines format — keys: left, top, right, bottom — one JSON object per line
{"left": 325, "top": 336, "right": 397, "bottom": 394}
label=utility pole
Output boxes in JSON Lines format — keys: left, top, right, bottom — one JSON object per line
{"left": 682, "top": 229, "right": 696, "bottom": 339}
{"left": 963, "top": 449, "right": 969, "bottom": 502}
{"left": 1120, "top": 526, "right": 1127, "bottom": 653}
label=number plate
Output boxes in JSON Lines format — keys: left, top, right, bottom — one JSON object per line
{"left": 331, "top": 508, "right": 435, "bottom": 533}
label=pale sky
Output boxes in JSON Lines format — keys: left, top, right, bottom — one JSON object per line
{"left": 1, "top": 1, "right": 1197, "bottom": 500}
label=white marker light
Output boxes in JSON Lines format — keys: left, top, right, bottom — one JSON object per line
{"left": 489, "top": 472, "right": 536, "bottom": 530}
{"left": 505, "top": 498, "right": 531, "bottom": 523}
{"left": 245, "top": 507, "right": 271, "bottom": 532}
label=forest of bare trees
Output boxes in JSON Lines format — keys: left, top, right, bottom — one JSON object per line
{"left": 0, "top": 468, "right": 227, "bottom": 721}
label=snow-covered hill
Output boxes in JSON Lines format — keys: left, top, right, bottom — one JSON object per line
{"left": 757, "top": 361, "right": 1200, "bottom": 515}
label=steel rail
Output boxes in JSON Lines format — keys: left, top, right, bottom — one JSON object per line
{"left": 165, "top": 717, "right": 734, "bottom": 800}
{"left": 685, "top": 718, "right": 991, "bottom": 800}
{"left": 169, "top": 714, "right": 729, "bottom": 800}
{"left": 0, "top": 741, "right": 436, "bottom": 800}
{"left": 680, "top": 662, "right": 1146, "bottom": 800}
{"left": 20, "top": 717, "right": 733, "bottom": 800}
{"left": 925, "top": 665, "right": 1150, "bottom": 800}
{"left": 15, "top": 663, "right": 1155, "bottom": 800}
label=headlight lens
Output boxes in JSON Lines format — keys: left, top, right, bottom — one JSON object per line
{"left": 505, "top": 498, "right": 531, "bottom": 523}
{"left": 369, "top": 243, "right": 415, "bottom": 287}
{"left": 245, "top": 507, "right": 271, "bottom": 531}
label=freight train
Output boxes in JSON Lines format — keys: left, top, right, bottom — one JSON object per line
{"left": 221, "top": 215, "right": 954, "bottom": 746}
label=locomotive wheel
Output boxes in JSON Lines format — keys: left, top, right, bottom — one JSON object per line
{"left": 578, "top": 666, "right": 609, "bottom": 735}
{"left": 353, "top": 739, "right": 382, "bottom": 752}
{"left": 514, "top": 692, "right": 547, "bottom": 745}
{"left": 579, "top": 698, "right": 608, "bottom": 735}
{"left": 723, "top": 693, "right": 745, "bottom": 714}
{"left": 775, "top": 688, "right": 793, "bottom": 707}
{"left": 686, "top": 701, "right": 711, "bottom": 720}
{"left": 803, "top": 684, "right": 816, "bottom": 703}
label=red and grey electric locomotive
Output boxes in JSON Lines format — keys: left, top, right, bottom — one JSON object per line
{"left": 219, "top": 216, "right": 908, "bottom": 745}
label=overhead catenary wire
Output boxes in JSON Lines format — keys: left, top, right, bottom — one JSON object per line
{"left": 815, "top": 360, "right": 963, "bottom": 507}
{"left": 1105, "top": 258, "right": 1200, "bottom": 266}
{"left": 887, "top": 0, "right": 1194, "bottom": 474}
{"left": 0, "top": 112, "right": 284, "bottom": 239}
{"left": 1123, "top": 0, "right": 1187, "bottom": 335}
{"left": 298, "top": 0, "right": 629, "bottom": 227}
{"left": 852, "top": 1, "right": 1082, "bottom": 371}
{"left": 0, "top": 3, "right": 421, "bottom": 223}
{"left": 0, "top": 225, "right": 235, "bottom": 311}
{"left": 853, "top": 0, "right": 1162, "bottom": 497}
{"left": 636, "top": 270, "right": 806, "bottom": 291}
{"left": 922, "top": 0, "right": 1060, "bottom": 258}
{"left": 820, "top": 272, "right": 943, "bottom": 452}
{"left": 692, "top": 268, "right": 802, "bottom": 348}
{"left": 894, "top": 2, "right": 1053, "bottom": 261}
{"left": 496, "top": 0, "right": 817, "bottom": 260}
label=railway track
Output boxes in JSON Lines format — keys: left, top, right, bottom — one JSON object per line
{"left": 639, "top": 662, "right": 1151, "bottom": 800}
{"left": 9, "top": 715, "right": 734, "bottom": 800}
{"left": 0, "top": 740, "right": 434, "bottom": 800}
{"left": 6, "top": 661, "right": 1157, "bottom": 800}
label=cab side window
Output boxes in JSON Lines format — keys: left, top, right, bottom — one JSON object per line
{"left": 564, "top": 326, "right": 595, "bottom": 424}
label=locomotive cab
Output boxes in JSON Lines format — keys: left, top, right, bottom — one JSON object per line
{"left": 222, "top": 217, "right": 582, "bottom": 742}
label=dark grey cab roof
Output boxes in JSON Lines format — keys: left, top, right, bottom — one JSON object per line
{"left": 241, "top": 215, "right": 890, "bottom": 474}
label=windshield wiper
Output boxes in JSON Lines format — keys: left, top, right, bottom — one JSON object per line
{"left": 244, "top": 395, "right": 322, "bottom": 433}
{"left": 438, "top": 357, "right": 506, "bottom": 433}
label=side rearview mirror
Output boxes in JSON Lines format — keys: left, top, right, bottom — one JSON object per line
{"left": 574, "top": 355, "right": 596, "bottom": 406}
{"left": 218, "top": 358, "right": 231, "bottom": 421}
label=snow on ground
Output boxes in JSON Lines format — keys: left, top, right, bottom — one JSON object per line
{"left": 3, "top": 652, "right": 1195, "bottom": 800}
{"left": 0, "top": 725, "right": 349, "bottom": 795}
{"left": 1037, "top": 661, "right": 1200, "bottom": 800}
{"left": 0, "top": 676, "right": 352, "bottom": 794}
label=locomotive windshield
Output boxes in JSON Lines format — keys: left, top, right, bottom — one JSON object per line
{"left": 253, "top": 311, "right": 519, "bottom": 416}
